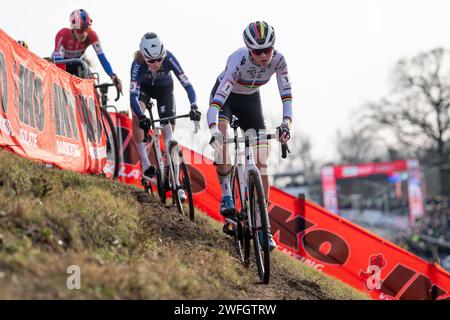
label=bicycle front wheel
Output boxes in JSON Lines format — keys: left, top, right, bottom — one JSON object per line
{"left": 100, "top": 108, "right": 119, "bottom": 179}
{"left": 231, "top": 166, "right": 250, "bottom": 267}
{"left": 170, "top": 142, "right": 195, "bottom": 221}
{"left": 248, "top": 170, "right": 270, "bottom": 284}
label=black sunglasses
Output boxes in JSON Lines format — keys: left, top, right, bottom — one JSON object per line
{"left": 251, "top": 47, "right": 274, "bottom": 56}
{"left": 145, "top": 57, "right": 164, "bottom": 64}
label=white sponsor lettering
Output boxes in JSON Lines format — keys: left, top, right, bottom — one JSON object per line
{"left": 56, "top": 140, "right": 81, "bottom": 157}
{"left": 88, "top": 146, "right": 107, "bottom": 160}
{"left": 282, "top": 249, "right": 325, "bottom": 271}
{"left": 19, "top": 128, "right": 37, "bottom": 148}
{"left": 366, "top": 265, "right": 382, "bottom": 290}
{"left": 0, "top": 116, "right": 14, "bottom": 136}
{"left": 118, "top": 166, "right": 141, "bottom": 179}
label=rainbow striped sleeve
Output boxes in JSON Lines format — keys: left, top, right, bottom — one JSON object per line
{"left": 207, "top": 98, "right": 226, "bottom": 130}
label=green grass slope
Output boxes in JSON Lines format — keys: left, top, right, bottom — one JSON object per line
{"left": 0, "top": 149, "right": 369, "bottom": 299}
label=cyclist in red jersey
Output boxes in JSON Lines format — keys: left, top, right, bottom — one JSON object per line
{"left": 51, "top": 9, "right": 122, "bottom": 93}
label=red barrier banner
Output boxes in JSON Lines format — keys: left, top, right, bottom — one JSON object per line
{"left": 112, "top": 108, "right": 450, "bottom": 300}
{"left": 334, "top": 160, "right": 408, "bottom": 179}
{"left": 0, "top": 28, "right": 106, "bottom": 173}
{"left": 106, "top": 112, "right": 142, "bottom": 186}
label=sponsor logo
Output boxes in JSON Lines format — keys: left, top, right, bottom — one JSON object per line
{"left": 88, "top": 145, "right": 107, "bottom": 160}
{"left": 0, "top": 116, "right": 13, "bottom": 136}
{"left": 220, "top": 80, "right": 233, "bottom": 96}
{"left": 360, "top": 254, "right": 386, "bottom": 291}
{"left": 179, "top": 73, "right": 190, "bottom": 86}
{"left": 19, "top": 128, "right": 38, "bottom": 148}
{"left": 56, "top": 140, "right": 81, "bottom": 157}
{"left": 130, "top": 81, "right": 138, "bottom": 93}
{"left": 281, "top": 75, "right": 291, "bottom": 88}
{"left": 342, "top": 166, "right": 359, "bottom": 177}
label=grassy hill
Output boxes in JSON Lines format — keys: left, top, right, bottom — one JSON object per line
{"left": 0, "top": 149, "right": 369, "bottom": 299}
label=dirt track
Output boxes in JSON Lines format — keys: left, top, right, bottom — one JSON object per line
{"left": 133, "top": 189, "right": 331, "bottom": 300}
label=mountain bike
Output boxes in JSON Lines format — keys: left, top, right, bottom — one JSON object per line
{"left": 141, "top": 99, "right": 200, "bottom": 221}
{"left": 226, "top": 116, "right": 290, "bottom": 284}
{"left": 53, "top": 58, "right": 121, "bottom": 179}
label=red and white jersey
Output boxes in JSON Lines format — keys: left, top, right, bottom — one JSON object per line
{"left": 52, "top": 28, "right": 104, "bottom": 59}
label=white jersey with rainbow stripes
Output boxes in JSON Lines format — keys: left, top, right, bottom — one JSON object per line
{"left": 207, "top": 47, "right": 293, "bottom": 129}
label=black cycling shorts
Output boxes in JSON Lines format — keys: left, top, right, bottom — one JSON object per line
{"left": 139, "top": 82, "right": 176, "bottom": 125}
{"left": 210, "top": 80, "right": 265, "bottom": 132}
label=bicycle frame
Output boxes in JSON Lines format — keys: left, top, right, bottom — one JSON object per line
{"left": 144, "top": 101, "right": 188, "bottom": 192}
{"left": 227, "top": 128, "right": 277, "bottom": 235}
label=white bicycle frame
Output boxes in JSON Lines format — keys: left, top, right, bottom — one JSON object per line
{"left": 226, "top": 129, "right": 276, "bottom": 234}
{"left": 149, "top": 124, "right": 180, "bottom": 191}
{"left": 144, "top": 101, "right": 183, "bottom": 193}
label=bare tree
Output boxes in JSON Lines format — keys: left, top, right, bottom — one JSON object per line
{"left": 367, "top": 48, "right": 450, "bottom": 164}
{"left": 364, "top": 48, "right": 450, "bottom": 195}
{"left": 336, "top": 126, "right": 387, "bottom": 164}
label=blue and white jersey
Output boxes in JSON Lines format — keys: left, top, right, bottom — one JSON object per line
{"left": 129, "top": 50, "right": 196, "bottom": 117}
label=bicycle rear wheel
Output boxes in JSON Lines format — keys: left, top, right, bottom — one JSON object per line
{"left": 231, "top": 166, "right": 250, "bottom": 267}
{"left": 170, "top": 142, "right": 195, "bottom": 221}
{"left": 249, "top": 170, "right": 270, "bottom": 284}
{"left": 100, "top": 108, "right": 119, "bottom": 179}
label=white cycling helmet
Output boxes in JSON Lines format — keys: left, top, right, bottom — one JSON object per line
{"left": 70, "top": 9, "right": 92, "bottom": 30}
{"left": 139, "top": 32, "right": 166, "bottom": 60}
{"left": 243, "top": 21, "right": 276, "bottom": 50}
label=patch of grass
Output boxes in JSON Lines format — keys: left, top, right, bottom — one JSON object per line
{"left": 0, "top": 149, "right": 369, "bottom": 299}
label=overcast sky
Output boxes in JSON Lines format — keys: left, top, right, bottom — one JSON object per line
{"left": 2, "top": 0, "right": 450, "bottom": 163}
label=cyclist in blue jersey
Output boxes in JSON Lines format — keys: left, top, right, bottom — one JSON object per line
{"left": 130, "top": 32, "right": 200, "bottom": 200}
{"left": 207, "top": 21, "right": 293, "bottom": 250}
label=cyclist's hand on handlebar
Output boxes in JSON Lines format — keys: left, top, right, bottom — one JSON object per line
{"left": 189, "top": 104, "right": 201, "bottom": 122}
{"left": 277, "top": 119, "right": 291, "bottom": 144}
{"left": 139, "top": 115, "right": 151, "bottom": 132}
{"left": 111, "top": 74, "right": 123, "bottom": 95}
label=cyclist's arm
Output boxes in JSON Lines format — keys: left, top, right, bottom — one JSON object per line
{"left": 167, "top": 52, "right": 196, "bottom": 105}
{"left": 206, "top": 56, "right": 239, "bottom": 131}
{"left": 51, "top": 29, "right": 66, "bottom": 71}
{"left": 275, "top": 54, "right": 293, "bottom": 125}
{"left": 130, "top": 61, "right": 144, "bottom": 117}
{"left": 89, "top": 32, "right": 114, "bottom": 77}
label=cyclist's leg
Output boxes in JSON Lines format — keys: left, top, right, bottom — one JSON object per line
{"left": 132, "top": 90, "right": 153, "bottom": 177}
{"left": 210, "top": 81, "right": 234, "bottom": 217}
{"left": 156, "top": 82, "right": 176, "bottom": 144}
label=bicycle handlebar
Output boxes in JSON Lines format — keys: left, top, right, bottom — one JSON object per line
{"left": 150, "top": 113, "right": 190, "bottom": 124}
{"left": 281, "top": 143, "right": 290, "bottom": 159}
{"left": 142, "top": 113, "right": 198, "bottom": 143}
{"left": 94, "top": 83, "right": 120, "bottom": 102}
{"left": 224, "top": 133, "right": 290, "bottom": 159}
